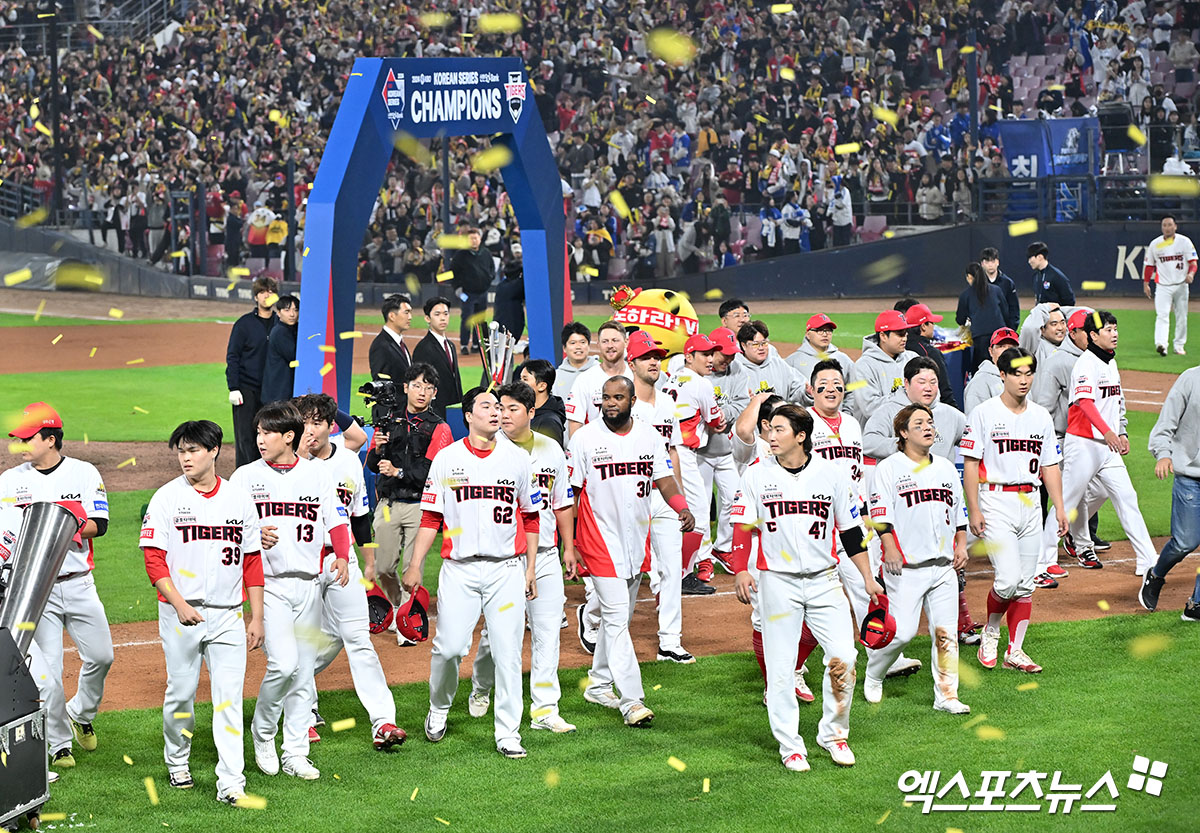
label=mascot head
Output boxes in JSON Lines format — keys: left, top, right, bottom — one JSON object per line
{"left": 609, "top": 286, "right": 699, "bottom": 356}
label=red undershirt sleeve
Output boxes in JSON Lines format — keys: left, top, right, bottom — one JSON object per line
{"left": 330, "top": 525, "right": 351, "bottom": 561}
{"left": 732, "top": 523, "right": 756, "bottom": 573}
{"left": 143, "top": 546, "right": 169, "bottom": 585}
{"left": 242, "top": 550, "right": 264, "bottom": 587}
{"left": 1077, "top": 398, "right": 1112, "bottom": 436}
{"left": 522, "top": 511, "right": 540, "bottom": 536}
{"left": 420, "top": 510, "right": 443, "bottom": 530}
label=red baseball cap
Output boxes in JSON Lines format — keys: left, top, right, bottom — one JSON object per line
{"left": 708, "top": 327, "right": 740, "bottom": 355}
{"left": 1067, "top": 309, "right": 1090, "bottom": 330}
{"left": 874, "top": 310, "right": 909, "bottom": 333}
{"left": 904, "top": 303, "right": 943, "bottom": 327}
{"left": 806, "top": 313, "right": 837, "bottom": 331}
{"left": 990, "top": 327, "right": 1020, "bottom": 347}
{"left": 9, "top": 402, "right": 62, "bottom": 439}
{"left": 626, "top": 330, "right": 667, "bottom": 360}
{"left": 684, "top": 334, "right": 718, "bottom": 354}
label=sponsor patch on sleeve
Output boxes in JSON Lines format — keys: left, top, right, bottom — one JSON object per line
{"left": 421, "top": 492, "right": 436, "bottom": 504}
{"left": 731, "top": 504, "right": 745, "bottom": 516}
{"left": 530, "top": 491, "right": 543, "bottom": 505}
{"left": 140, "top": 527, "right": 154, "bottom": 538}
{"left": 93, "top": 500, "right": 108, "bottom": 512}
{"left": 1074, "top": 385, "right": 1092, "bottom": 395}
{"left": 566, "top": 487, "right": 574, "bottom": 499}
{"left": 960, "top": 439, "right": 975, "bottom": 450}
{"left": 870, "top": 507, "right": 887, "bottom": 518}
{"left": 850, "top": 505, "right": 860, "bottom": 519}
{"left": 336, "top": 505, "right": 348, "bottom": 517}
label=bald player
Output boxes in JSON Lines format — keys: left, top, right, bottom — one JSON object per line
{"left": 566, "top": 320, "right": 629, "bottom": 433}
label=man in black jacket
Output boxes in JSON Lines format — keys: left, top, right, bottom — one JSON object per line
{"left": 224, "top": 276, "right": 277, "bottom": 466}
{"left": 518, "top": 359, "right": 566, "bottom": 448}
{"left": 368, "top": 294, "right": 413, "bottom": 386}
{"left": 411, "top": 296, "right": 464, "bottom": 419}
{"left": 451, "top": 227, "right": 496, "bottom": 355}
{"left": 1027, "top": 241, "right": 1076, "bottom": 306}
{"left": 980, "top": 247, "right": 1021, "bottom": 330}
{"left": 902, "top": 302, "right": 959, "bottom": 408}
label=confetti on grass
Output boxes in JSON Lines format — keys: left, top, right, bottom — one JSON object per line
{"left": 145, "top": 777, "right": 160, "bottom": 805}
{"left": 331, "top": 718, "right": 356, "bottom": 732}
{"left": 236, "top": 794, "right": 268, "bottom": 810}
{"left": 667, "top": 756, "right": 687, "bottom": 772}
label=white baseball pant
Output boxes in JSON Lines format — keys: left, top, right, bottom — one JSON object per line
{"left": 759, "top": 568, "right": 857, "bottom": 763}
{"left": 864, "top": 564, "right": 960, "bottom": 708}
{"left": 678, "top": 447, "right": 711, "bottom": 570}
{"left": 311, "top": 555, "right": 397, "bottom": 731}
{"left": 33, "top": 572, "right": 113, "bottom": 755}
{"left": 984, "top": 491, "right": 1043, "bottom": 598}
{"left": 473, "top": 547, "right": 566, "bottom": 720}
{"left": 699, "top": 452, "right": 739, "bottom": 556}
{"left": 253, "top": 574, "right": 321, "bottom": 762}
{"left": 1154, "top": 282, "right": 1189, "bottom": 352}
{"left": 1041, "top": 435, "right": 1157, "bottom": 574}
{"left": 429, "top": 557, "right": 526, "bottom": 749}
{"left": 586, "top": 574, "right": 646, "bottom": 716}
{"left": 159, "top": 602, "right": 246, "bottom": 796}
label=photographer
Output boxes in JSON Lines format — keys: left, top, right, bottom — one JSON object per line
{"left": 364, "top": 363, "right": 453, "bottom": 642}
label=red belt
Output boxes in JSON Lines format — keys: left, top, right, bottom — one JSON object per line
{"left": 984, "top": 483, "right": 1036, "bottom": 493}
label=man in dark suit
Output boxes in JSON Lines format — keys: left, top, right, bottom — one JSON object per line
{"left": 451, "top": 227, "right": 496, "bottom": 355}
{"left": 369, "top": 294, "right": 414, "bottom": 384}
{"left": 979, "top": 247, "right": 1021, "bottom": 330}
{"left": 411, "top": 296, "right": 463, "bottom": 418}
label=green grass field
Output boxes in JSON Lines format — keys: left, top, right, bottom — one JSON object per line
{"left": 40, "top": 613, "right": 1196, "bottom": 833}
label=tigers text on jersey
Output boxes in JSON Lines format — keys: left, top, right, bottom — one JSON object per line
{"left": 1144, "top": 233, "right": 1198, "bottom": 286}
{"left": 421, "top": 437, "right": 540, "bottom": 559}
{"left": 808, "top": 408, "right": 865, "bottom": 498}
{"left": 0, "top": 456, "right": 108, "bottom": 574}
{"left": 139, "top": 476, "right": 262, "bottom": 606}
{"left": 633, "top": 391, "right": 682, "bottom": 456}
{"left": 868, "top": 453, "right": 966, "bottom": 565}
{"left": 670, "top": 370, "right": 722, "bottom": 449}
{"left": 230, "top": 456, "right": 348, "bottom": 578}
{"left": 311, "top": 444, "right": 370, "bottom": 547}
{"left": 731, "top": 454, "right": 863, "bottom": 575}
{"left": 1067, "top": 349, "right": 1124, "bottom": 440}
{"left": 516, "top": 432, "right": 573, "bottom": 551}
{"left": 564, "top": 363, "right": 630, "bottom": 425}
{"left": 962, "top": 397, "right": 1062, "bottom": 484}
{"left": 568, "top": 419, "right": 672, "bottom": 578}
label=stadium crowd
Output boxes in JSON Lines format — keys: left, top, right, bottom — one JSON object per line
{"left": 1, "top": 0, "right": 1198, "bottom": 281}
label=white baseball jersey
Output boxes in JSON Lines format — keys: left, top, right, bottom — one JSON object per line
{"left": 0, "top": 502, "right": 21, "bottom": 561}
{"left": 962, "top": 397, "right": 1062, "bottom": 484}
{"left": 731, "top": 454, "right": 864, "bottom": 575}
{"left": 868, "top": 452, "right": 966, "bottom": 565}
{"left": 513, "top": 432, "right": 572, "bottom": 551}
{"left": 568, "top": 419, "right": 671, "bottom": 578}
{"left": 139, "top": 476, "right": 262, "bottom": 606}
{"left": 808, "top": 408, "right": 865, "bottom": 499}
{"left": 564, "top": 362, "right": 630, "bottom": 425}
{"left": 670, "top": 369, "right": 722, "bottom": 449}
{"left": 421, "top": 437, "right": 540, "bottom": 559}
{"left": 732, "top": 432, "right": 770, "bottom": 474}
{"left": 1067, "top": 348, "right": 1124, "bottom": 440}
{"left": 633, "top": 391, "right": 682, "bottom": 455}
{"left": 0, "top": 457, "right": 108, "bottom": 575}
{"left": 230, "top": 457, "right": 348, "bottom": 578}
{"left": 311, "top": 444, "right": 370, "bottom": 547}
{"left": 1144, "top": 233, "right": 1197, "bottom": 286}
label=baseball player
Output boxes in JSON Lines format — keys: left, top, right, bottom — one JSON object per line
{"left": 233, "top": 402, "right": 351, "bottom": 781}
{"left": 1143, "top": 213, "right": 1197, "bottom": 356}
{"left": 784, "top": 314, "right": 857, "bottom": 410}
{"left": 566, "top": 320, "right": 629, "bottom": 434}
{"left": 852, "top": 311, "right": 918, "bottom": 425}
{"left": 2, "top": 402, "right": 113, "bottom": 769}
{"left": 1140, "top": 365, "right": 1200, "bottom": 621}
{"left": 963, "top": 328, "right": 1020, "bottom": 416}
{"left": 469, "top": 382, "right": 578, "bottom": 733}
{"left": 1039, "top": 311, "right": 1157, "bottom": 576}
{"left": 732, "top": 405, "right": 880, "bottom": 771}
{"left": 140, "top": 420, "right": 264, "bottom": 804}
{"left": 963, "top": 348, "right": 1067, "bottom": 674}
{"left": 864, "top": 404, "right": 971, "bottom": 714}
{"left": 294, "top": 394, "right": 406, "bottom": 751}
{"left": 569, "top": 376, "right": 695, "bottom": 727}
{"left": 732, "top": 321, "right": 807, "bottom": 403}
{"left": 706, "top": 327, "right": 749, "bottom": 567}
{"left": 403, "top": 388, "right": 540, "bottom": 758}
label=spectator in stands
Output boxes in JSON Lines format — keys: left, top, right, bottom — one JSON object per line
{"left": 1027, "top": 241, "right": 1076, "bottom": 306}
{"left": 916, "top": 173, "right": 946, "bottom": 224}
{"left": 450, "top": 227, "right": 495, "bottom": 356}
{"left": 1169, "top": 30, "right": 1200, "bottom": 83}
{"left": 957, "top": 261, "right": 1009, "bottom": 373}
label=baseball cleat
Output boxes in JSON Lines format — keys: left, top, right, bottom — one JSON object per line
{"left": 863, "top": 677, "right": 883, "bottom": 704}
{"left": 935, "top": 699, "right": 971, "bottom": 715}
{"left": 1046, "top": 563, "right": 1068, "bottom": 578}
{"left": 1003, "top": 647, "right": 1043, "bottom": 673}
{"left": 373, "top": 723, "right": 407, "bottom": 750}
{"left": 656, "top": 647, "right": 696, "bottom": 664}
{"left": 311, "top": 709, "right": 325, "bottom": 727}
{"left": 695, "top": 560, "right": 715, "bottom": 582}
{"left": 1092, "top": 536, "right": 1112, "bottom": 552}
{"left": 583, "top": 687, "right": 621, "bottom": 710}
{"left": 424, "top": 712, "right": 448, "bottom": 743}
{"left": 1139, "top": 571, "right": 1165, "bottom": 611}
{"left": 1077, "top": 550, "right": 1103, "bottom": 569}
{"left": 711, "top": 550, "right": 736, "bottom": 574}
{"left": 818, "top": 739, "right": 856, "bottom": 767}
{"left": 308, "top": 726, "right": 321, "bottom": 743}
{"left": 795, "top": 669, "right": 815, "bottom": 703}
{"left": 884, "top": 656, "right": 922, "bottom": 678}
{"left": 1182, "top": 600, "right": 1200, "bottom": 622}
{"left": 68, "top": 715, "right": 98, "bottom": 751}
{"left": 468, "top": 691, "right": 491, "bottom": 718}
{"left": 575, "top": 604, "right": 596, "bottom": 655}
{"left": 530, "top": 714, "right": 577, "bottom": 733}
{"left": 48, "top": 771, "right": 59, "bottom": 783}
{"left": 681, "top": 574, "right": 716, "bottom": 595}
{"left": 1033, "top": 572, "right": 1059, "bottom": 589}
{"left": 1174, "top": 347, "right": 1186, "bottom": 356}
{"left": 560, "top": 612, "right": 568, "bottom": 629}
{"left": 978, "top": 628, "right": 1000, "bottom": 669}
{"left": 623, "top": 704, "right": 654, "bottom": 727}
{"left": 397, "top": 633, "right": 418, "bottom": 647}
{"left": 51, "top": 749, "right": 75, "bottom": 768}
{"left": 1157, "top": 345, "right": 1167, "bottom": 356}
{"left": 498, "top": 744, "right": 528, "bottom": 759}
{"left": 169, "top": 769, "right": 194, "bottom": 789}
{"left": 783, "top": 753, "right": 811, "bottom": 772}
{"left": 282, "top": 756, "right": 320, "bottom": 780}
{"left": 253, "top": 738, "right": 279, "bottom": 776}
{"left": 217, "top": 791, "right": 246, "bottom": 807}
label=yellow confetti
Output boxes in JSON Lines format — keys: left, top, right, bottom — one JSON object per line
{"left": 434, "top": 818, "right": 450, "bottom": 826}
{"left": 50, "top": 333, "right": 65, "bottom": 346}
{"left": 359, "top": 577, "right": 375, "bottom": 589}
{"left": 436, "top": 270, "right": 455, "bottom": 283}
{"left": 1129, "top": 633, "right": 1169, "bottom": 659}
{"left": 145, "top": 776, "right": 160, "bottom": 805}
{"left": 753, "top": 114, "right": 768, "bottom": 124}
{"left": 876, "top": 809, "right": 891, "bottom": 824}
{"left": 214, "top": 700, "right": 232, "bottom": 712}
{"left": 780, "top": 67, "right": 795, "bottom": 81}
{"left": 873, "top": 105, "right": 900, "bottom": 126}
{"left": 703, "top": 288, "right": 724, "bottom": 300}
{"left": 133, "top": 405, "right": 149, "bottom": 414}
{"left": 531, "top": 706, "right": 553, "bottom": 719}
{"left": 1010, "top": 356, "right": 1033, "bottom": 367}
{"left": 34, "top": 121, "right": 52, "bottom": 136}
{"left": 229, "top": 266, "right": 251, "bottom": 276}
{"left": 87, "top": 23, "right": 104, "bottom": 39}
{"left": 702, "top": 777, "right": 711, "bottom": 793}
{"left": 268, "top": 109, "right": 282, "bottom": 123}
{"left": 179, "top": 569, "right": 196, "bottom": 578}
{"left": 334, "top": 774, "right": 340, "bottom": 780}
{"left": 411, "top": 787, "right": 419, "bottom": 801}
{"left": 1148, "top": 174, "right": 1200, "bottom": 197}
{"left": 1017, "top": 682, "right": 1038, "bottom": 692}
{"left": 41, "top": 813, "right": 66, "bottom": 822}
{"left": 499, "top": 602, "right": 515, "bottom": 612}
{"left": 8, "top": 442, "right": 31, "bottom": 454}
{"left": 331, "top": 717, "right": 356, "bottom": 732}
{"left": 545, "top": 769, "right": 561, "bottom": 788}
{"left": 578, "top": 676, "right": 590, "bottom": 692}
{"left": 769, "top": 2, "right": 794, "bottom": 11}
{"left": 394, "top": 132, "right": 435, "bottom": 165}
{"left": 173, "top": 712, "right": 191, "bottom": 719}
{"left": 1127, "top": 125, "right": 1147, "bottom": 146}
{"left": 361, "top": 542, "right": 379, "bottom": 549}
{"left": 382, "top": 504, "right": 391, "bottom": 523}
{"left": 225, "top": 726, "right": 241, "bottom": 736}
{"left": 645, "top": 95, "right": 657, "bottom": 105}
{"left": 34, "top": 299, "right": 46, "bottom": 321}
{"left": 108, "top": 307, "right": 125, "bottom": 319}
{"left": 667, "top": 756, "right": 687, "bottom": 772}
{"left": 646, "top": 28, "right": 697, "bottom": 67}
{"left": 767, "top": 611, "right": 792, "bottom": 621}
{"left": 579, "top": 265, "right": 599, "bottom": 277}
{"left": 437, "top": 234, "right": 472, "bottom": 250}
{"left": 834, "top": 142, "right": 862, "bottom": 155}
{"left": 4, "top": 268, "right": 31, "bottom": 286}
{"left": 961, "top": 713, "right": 987, "bottom": 729}
{"left": 1097, "top": 600, "right": 1111, "bottom": 611}
{"left": 937, "top": 48, "right": 944, "bottom": 70}
{"left": 419, "top": 11, "right": 450, "bottom": 26}
{"left": 319, "top": 362, "right": 334, "bottom": 376}
{"left": 478, "top": 12, "right": 522, "bottom": 32}
{"left": 846, "top": 380, "right": 868, "bottom": 391}
{"left": 958, "top": 664, "right": 981, "bottom": 689}
{"left": 471, "top": 146, "right": 513, "bottom": 172}
{"left": 303, "top": 247, "right": 310, "bottom": 257}
{"left": 236, "top": 794, "right": 268, "bottom": 810}
{"left": 1092, "top": 312, "right": 1102, "bottom": 329}
{"left": 318, "top": 344, "right": 337, "bottom": 352}
{"left": 126, "top": 358, "right": 145, "bottom": 365}
{"left": 117, "top": 457, "right": 137, "bottom": 469}
{"left": 15, "top": 621, "right": 36, "bottom": 631}
{"left": 227, "top": 280, "right": 238, "bottom": 291}
{"left": 263, "top": 293, "right": 280, "bottom": 307}
{"left": 170, "top": 250, "right": 186, "bottom": 259}
{"left": 975, "top": 725, "right": 1006, "bottom": 741}
{"left": 1081, "top": 281, "right": 1106, "bottom": 291}
{"left": 652, "top": 684, "right": 662, "bottom": 691}
{"left": 1017, "top": 492, "right": 1034, "bottom": 507}
{"left": 289, "top": 360, "right": 299, "bottom": 368}
{"left": 181, "top": 728, "right": 193, "bottom": 739}
{"left": 1008, "top": 218, "right": 1038, "bottom": 237}
{"left": 609, "top": 190, "right": 630, "bottom": 219}
{"left": 16, "top": 207, "right": 48, "bottom": 228}
{"left": 913, "top": 458, "right": 932, "bottom": 472}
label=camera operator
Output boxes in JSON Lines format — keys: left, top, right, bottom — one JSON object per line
{"left": 364, "top": 363, "right": 454, "bottom": 644}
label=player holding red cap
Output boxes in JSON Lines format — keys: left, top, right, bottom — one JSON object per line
{"left": 2, "top": 402, "right": 113, "bottom": 769}
{"left": 785, "top": 314, "right": 858, "bottom": 409}
{"left": 963, "top": 328, "right": 1020, "bottom": 416}
{"left": 851, "top": 311, "right": 918, "bottom": 424}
